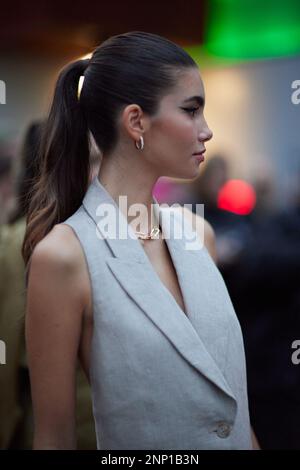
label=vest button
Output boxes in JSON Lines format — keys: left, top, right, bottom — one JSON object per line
{"left": 215, "top": 422, "right": 231, "bottom": 438}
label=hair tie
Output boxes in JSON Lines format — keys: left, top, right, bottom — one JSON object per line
{"left": 77, "top": 75, "right": 85, "bottom": 100}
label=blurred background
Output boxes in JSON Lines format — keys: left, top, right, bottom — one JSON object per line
{"left": 0, "top": 0, "right": 299, "bottom": 450}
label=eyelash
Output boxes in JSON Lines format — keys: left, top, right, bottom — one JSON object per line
{"left": 182, "top": 107, "right": 200, "bottom": 117}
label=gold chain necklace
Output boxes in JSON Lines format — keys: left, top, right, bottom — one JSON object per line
{"left": 135, "top": 226, "right": 161, "bottom": 240}
{"left": 134, "top": 202, "right": 161, "bottom": 241}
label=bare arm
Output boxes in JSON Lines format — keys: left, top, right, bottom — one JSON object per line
{"left": 26, "top": 227, "right": 86, "bottom": 449}
{"left": 251, "top": 428, "right": 261, "bottom": 450}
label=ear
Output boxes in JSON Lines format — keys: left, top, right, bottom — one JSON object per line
{"left": 121, "top": 104, "right": 150, "bottom": 141}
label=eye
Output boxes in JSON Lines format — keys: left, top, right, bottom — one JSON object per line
{"left": 181, "top": 107, "right": 200, "bottom": 117}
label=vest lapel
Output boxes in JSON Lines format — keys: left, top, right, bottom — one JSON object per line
{"left": 82, "top": 176, "right": 236, "bottom": 405}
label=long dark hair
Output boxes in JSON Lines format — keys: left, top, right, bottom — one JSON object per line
{"left": 9, "top": 121, "right": 43, "bottom": 224}
{"left": 22, "top": 31, "right": 197, "bottom": 266}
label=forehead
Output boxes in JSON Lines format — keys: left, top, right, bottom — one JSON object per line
{"left": 164, "top": 68, "right": 205, "bottom": 103}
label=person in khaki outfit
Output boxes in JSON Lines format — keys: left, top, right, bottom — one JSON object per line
{"left": 0, "top": 220, "right": 26, "bottom": 448}
{"left": 0, "top": 122, "right": 97, "bottom": 449}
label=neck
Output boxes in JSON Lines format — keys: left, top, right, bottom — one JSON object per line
{"left": 97, "top": 151, "right": 160, "bottom": 234}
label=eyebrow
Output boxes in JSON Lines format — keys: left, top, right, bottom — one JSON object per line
{"left": 182, "top": 95, "right": 205, "bottom": 107}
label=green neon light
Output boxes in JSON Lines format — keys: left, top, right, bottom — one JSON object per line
{"left": 204, "top": 0, "right": 300, "bottom": 59}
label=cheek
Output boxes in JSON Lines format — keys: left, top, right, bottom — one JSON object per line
{"left": 154, "top": 115, "right": 195, "bottom": 148}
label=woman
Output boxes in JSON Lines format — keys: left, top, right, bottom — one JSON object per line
{"left": 24, "top": 31, "right": 255, "bottom": 450}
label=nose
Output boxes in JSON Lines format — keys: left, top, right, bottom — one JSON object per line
{"left": 198, "top": 118, "right": 213, "bottom": 143}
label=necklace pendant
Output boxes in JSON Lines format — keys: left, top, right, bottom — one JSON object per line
{"left": 135, "top": 226, "right": 160, "bottom": 241}
{"left": 150, "top": 227, "right": 160, "bottom": 238}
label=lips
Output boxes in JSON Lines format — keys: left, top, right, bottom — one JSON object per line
{"left": 193, "top": 149, "right": 206, "bottom": 163}
{"left": 193, "top": 149, "right": 206, "bottom": 156}
{"left": 194, "top": 154, "right": 204, "bottom": 162}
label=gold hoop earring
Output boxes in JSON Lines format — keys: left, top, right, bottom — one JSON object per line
{"left": 135, "top": 136, "right": 144, "bottom": 151}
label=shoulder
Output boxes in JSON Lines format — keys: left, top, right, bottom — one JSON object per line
{"left": 27, "top": 223, "right": 89, "bottom": 310}
{"left": 30, "top": 224, "right": 81, "bottom": 274}
{"left": 173, "top": 205, "right": 217, "bottom": 263}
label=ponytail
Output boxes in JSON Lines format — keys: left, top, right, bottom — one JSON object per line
{"left": 22, "top": 58, "right": 90, "bottom": 267}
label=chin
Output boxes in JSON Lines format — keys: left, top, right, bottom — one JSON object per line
{"left": 171, "top": 170, "right": 200, "bottom": 182}
{"left": 163, "top": 161, "right": 201, "bottom": 180}
{"left": 183, "top": 165, "right": 202, "bottom": 180}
